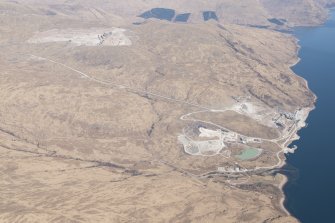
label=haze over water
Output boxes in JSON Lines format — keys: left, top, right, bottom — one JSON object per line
{"left": 284, "top": 10, "right": 335, "bottom": 222}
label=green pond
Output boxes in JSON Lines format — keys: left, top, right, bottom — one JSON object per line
{"left": 236, "top": 148, "right": 262, "bottom": 160}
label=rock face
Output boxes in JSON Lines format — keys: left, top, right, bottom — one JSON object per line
{"left": 0, "top": 0, "right": 332, "bottom": 222}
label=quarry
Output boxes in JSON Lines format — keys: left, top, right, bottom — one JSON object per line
{"left": 28, "top": 28, "right": 133, "bottom": 46}
{"left": 178, "top": 99, "right": 308, "bottom": 177}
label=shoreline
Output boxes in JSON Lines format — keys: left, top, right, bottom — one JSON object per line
{"left": 266, "top": 7, "right": 335, "bottom": 218}
{"left": 274, "top": 12, "right": 323, "bottom": 215}
{"left": 279, "top": 174, "right": 290, "bottom": 215}
{"left": 277, "top": 102, "right": 315, "bottom": 217}
{"left": 275, "top": 9, "right": 330, "bottom": 216}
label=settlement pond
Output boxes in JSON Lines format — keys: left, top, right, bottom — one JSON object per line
{"left": 236, "top": 147, "right": 262, "bottom": 160}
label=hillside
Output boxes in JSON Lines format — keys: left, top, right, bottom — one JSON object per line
{"left": 0, "top": 0, "right": 333, "bottom": 222}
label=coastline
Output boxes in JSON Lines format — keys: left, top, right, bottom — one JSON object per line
{"left": 279, "top": 174, "right": 290, "bottom": 215}
{"left": 275, "top": 17, "right": 321, "bottom": 217}
{"left": 279, "top": 8, "right": 335, "bottom": 221}
{"left": 277, "top": 106, "right": 314, "bottom": 217}
{"left": 275, "top": 8, "right": 333, "bottom": 216}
